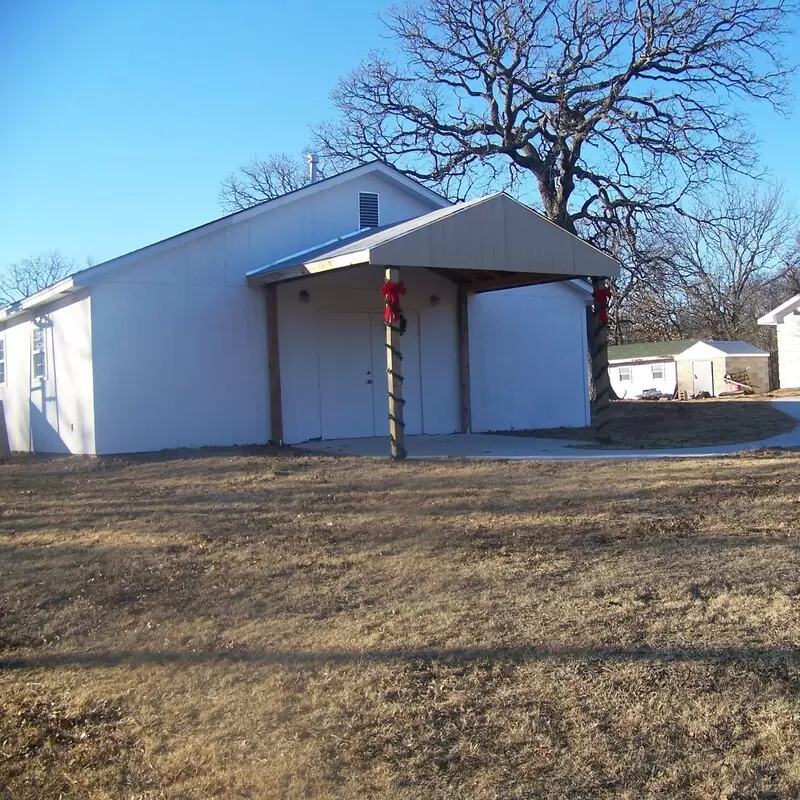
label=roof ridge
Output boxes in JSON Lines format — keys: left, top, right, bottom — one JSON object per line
{"left": 56, "top": 162, "right": 450, "bottom": 291}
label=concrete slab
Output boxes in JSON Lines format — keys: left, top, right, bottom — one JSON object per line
{"left": 300, "top": 399, "right": 800, "bottom": 461}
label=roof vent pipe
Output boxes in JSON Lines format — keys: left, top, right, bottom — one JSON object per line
{"left": 306, "top": 153, "right": 319, "bottom": 184}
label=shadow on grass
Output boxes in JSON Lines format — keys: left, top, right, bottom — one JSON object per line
{"left": 5, "top": 449, "right": 800, "bottom": 536}
{"left": 506, "top": 399, "right": 798, "bottom": 450}
{"left": 3, "top": 644, "right": 800, "bottom": 671}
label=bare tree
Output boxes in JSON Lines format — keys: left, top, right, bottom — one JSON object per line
{"left": 219, "top": 153, "right": 311, "bottom": 212}
{"left": 0, "top": 251, "right": 74, "bottom": 305}
{"left": 313, "top": 0, "right": 796, "bottom": 240}
{"left": 665, "top": 185, "right": 798, "bottom": 341}
{"left": 611, "top": 268, "right": 688, "bottom": 345}
{"left": 591, "top": 220, "right": 686, "bottom": 343}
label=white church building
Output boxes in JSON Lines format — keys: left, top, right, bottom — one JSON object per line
{"left": 0, "top": 161, "right": 618, "bottom": 455}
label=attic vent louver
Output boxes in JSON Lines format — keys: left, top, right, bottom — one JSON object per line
{"left": 359, "top": 192, "right": 379, "bottom": 228}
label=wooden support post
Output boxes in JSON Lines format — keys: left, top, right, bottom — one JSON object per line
{"left": 0, "top": 400, "right": 9, "bottom": 462}
{"left": 457, "top": 285, "right": 471, "bottom": 433}
{"left": 265, "top": 284, "right": 283, "bottom": 446}
{"left": 591, "top": 276, "right": 612, "bottom": 444}
{"left": 385, "top": 267, "right": 406, "bottom": 460}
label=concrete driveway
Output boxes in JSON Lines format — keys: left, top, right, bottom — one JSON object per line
{"left": 301, "top": 399, "right": 800, "bottom": 460}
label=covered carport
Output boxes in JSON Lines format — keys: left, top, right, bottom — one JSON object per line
{"left": 247, "top": 193, "right": 619, "bottom": 458}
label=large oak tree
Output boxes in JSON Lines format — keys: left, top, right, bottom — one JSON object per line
{"left": 313, "top": 0, "right": 796, "bottom": 240}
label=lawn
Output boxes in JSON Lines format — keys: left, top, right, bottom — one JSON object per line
{"left": 515, "top": 398, "right": 797, "bottom": 449}
{"left": 1, "top": 449, "right": 799, "bottom": 798}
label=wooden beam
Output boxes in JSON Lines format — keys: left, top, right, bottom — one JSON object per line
{"left": 385, "top": 267, "right": 406, "bottom": 459}
{"left": 457, "top": 285, "right": 472, "bottom": 433}
{"left": 265, "top": 284, "right": 283, "bottom": 445}
{"left": 467, "top": 273, "right": 573, "bottom": 293}
{"left": 590, "top": 276, "right": 612, "bottom": 444}
{"left": 0, "top": 400, "right": 9, "bottom": 462}
{"left": 429, "top": 267, "right": 465, "bottom": 284}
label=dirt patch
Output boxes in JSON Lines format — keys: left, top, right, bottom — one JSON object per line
{"left": 2, "top": 451, "right": 800, "bottom": 797}
{"left": 504, "top": 398, "right": 796, "bottom": 448}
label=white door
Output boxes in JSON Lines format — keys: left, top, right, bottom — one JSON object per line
{"left": 319, "top": 314, "right": 376, "bottom": 439}
{"left": 693, "top": 360, "right": 714, "bottom": 395}
{"left": 370, "top": 313, "right": 424, "bottom": 435}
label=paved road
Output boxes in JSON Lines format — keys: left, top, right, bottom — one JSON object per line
{"left": 302, "top": 399, "right": 800, "bottom": 460}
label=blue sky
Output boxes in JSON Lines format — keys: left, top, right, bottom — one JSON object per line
{"left": 1, "top": 0, "right": 799, "bottom": 272}
{"left": 0, "top": 0, "right": 389, "bottom": 269}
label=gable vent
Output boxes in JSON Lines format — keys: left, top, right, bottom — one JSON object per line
{"left": 359, "top": 192, "right": 380, "bottom": 228}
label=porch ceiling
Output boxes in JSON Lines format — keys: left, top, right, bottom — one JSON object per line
{"left": 246, "top": 193, "right": 619, "bottom": 292}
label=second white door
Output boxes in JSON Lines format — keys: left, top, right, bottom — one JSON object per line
{"left": 319, "top": 312, "right": 423, "bottom": 439}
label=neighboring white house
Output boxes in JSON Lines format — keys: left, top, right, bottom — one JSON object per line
{"left": 759, "top": 295, "right": 800, "bottom": 388}
{"left": 608, "top": 340, "right": 695, "bottom": 399}
{"left": 609, "top": 338, "right": 770, "bottom": 399}
{"left": 0, "top": 161, "right": 618, "bottom": 455}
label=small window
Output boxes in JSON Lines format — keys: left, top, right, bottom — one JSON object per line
{"left": 32, "top": 327, "right": 46, "bottom": 381}
{"left": 651, "top": 363, "right": 664, "bottom": 380}
{"left": 618, "top": 366, "right": 632, "bottom": 382}
{"left": 0, "top": 337, "right": 5, "bottom": 386}
{"left": 359, "top": 192, "right": 379, "bottom": 228}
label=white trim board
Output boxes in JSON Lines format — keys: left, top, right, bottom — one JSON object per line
{"left": 759, "top": 295, "right": 800, "bottom": 326}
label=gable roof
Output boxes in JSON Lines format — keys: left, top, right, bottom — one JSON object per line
{"left": 1, "top": 161, "right": 451, "bottom": 323}
{"left": 758, "top": 294, "right": 800, "bottom": 325}
{"left": 608, "top": 340, "right": 698, "bottom": 363}
{"left": 78, "top": 161, "right": 450, "bottom": 286}
{"left": 674, "top": 340, "right": 769, "bottom": 359}
{"left": 609, "top": 338, "right": 769, "bottom": 363}
{"left": 247, "top": 193, "right": 619, "bottom": 286}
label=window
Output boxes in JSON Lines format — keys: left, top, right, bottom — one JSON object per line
{"left": 32, "top": 327, "right": 46, "bottom": 381}
{"left": 651, "top": 363, "right": 664, "bottom": 380}
{"left": 618, "top": 366, "right": 632, "bottom": 382}
{"left": 359, "top": 192, "right": 379, "bottom": 228}
{"left": 0, "top": 337, "right": 5, "bottom": 386}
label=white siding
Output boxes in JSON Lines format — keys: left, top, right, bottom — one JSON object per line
{"left": 278, "top": 266, "right": 460, "bottom": 443}
{"left": 610, "top": 360, "right": 677, "bottom": 399}
{"left": 90, "top": 281, "right": 268, "bottom": 454}
{"left": 0, "top": 321, "right": 29, "bottom": 450}
{"left": 777, "top": 313, "right": 800, "bottom": 389}
{"left": 469, "top": 283, "right": 590, "bottom": 432}
{"left": 88, "top": 173, "right": 443, "bottom": 453}
{"left": 0, "top": 291, "right": 95, "bottom": 453}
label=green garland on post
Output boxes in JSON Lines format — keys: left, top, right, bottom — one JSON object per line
{"left": 382, "top": 279, "right": 407, "bottom": 458}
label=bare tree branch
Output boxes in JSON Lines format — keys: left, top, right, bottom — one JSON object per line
{"left": 313, "top": 0, "right": 797, "bottom": 240}
{"left": 0, "top": 251, "right": 75, "bottom": 305}
{"left": 664, "top": 184, "right": 798, "bottom": 340}
{"left": 218, "top": 153, "right": 311, "bottom": 212}
{"left": 606, "top": 184, "right": 799, "bottom": 351}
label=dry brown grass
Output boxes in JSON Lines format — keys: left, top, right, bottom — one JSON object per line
{"left": 1, "top": 448, "right": 800, "bottom": 798}
{"left": 512, "top": 398, "right": 796, "bottom": 448}
{"left": 739, "top": 388, "right": 800, "bottom": 399}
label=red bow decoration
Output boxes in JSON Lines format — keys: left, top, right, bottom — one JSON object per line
{"left": 382, "top": 279, "right": 407, "bottom": 324}
{"left": 593, "top": 284, "right": 612, "bottom": 324}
